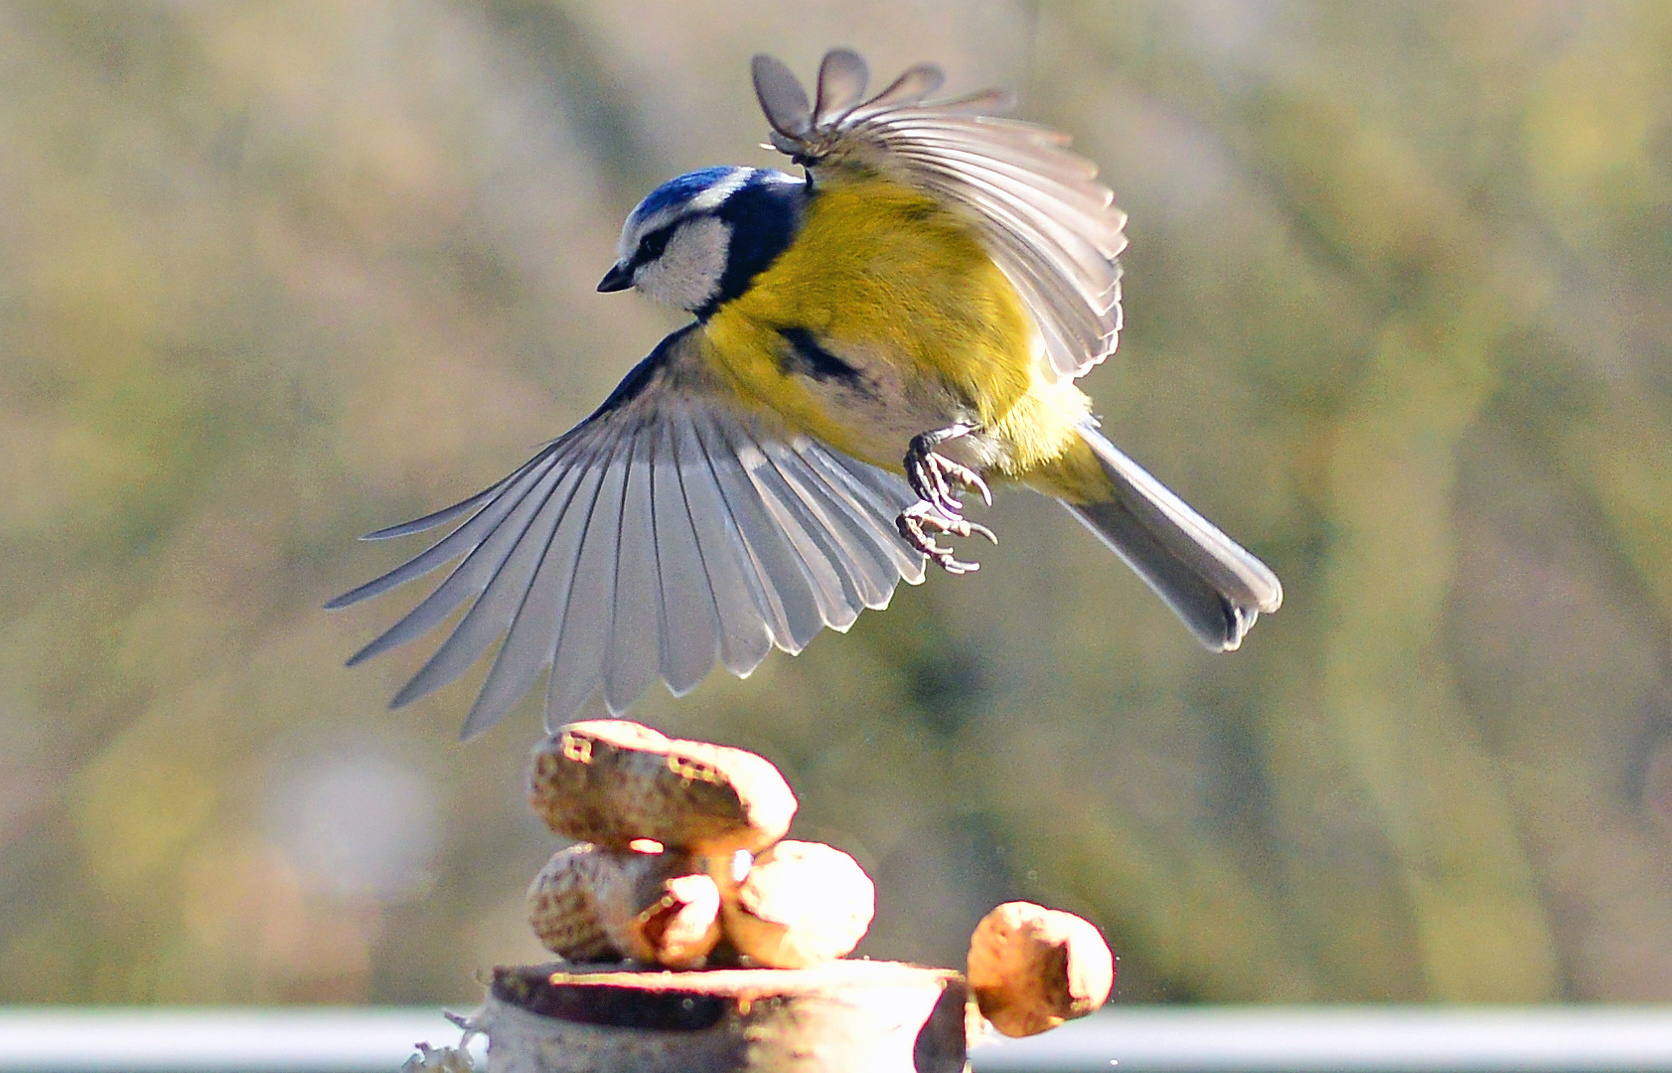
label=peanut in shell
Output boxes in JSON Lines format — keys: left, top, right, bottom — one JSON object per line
{"left": 529, "top": 720, "right": 796, "bottom": 855}
{"left": 966, "top": 901, "right": 1114, "bottom": 1037}
{"left": 525, "top": 843, "right": 620, "bottom": 962}
{"left": 629, "top": 871, "right": 724, "bottom": 970}
{"left": 721, "top": 839, "right": 874, "bottom": 969}
{"left": 527, "top": 842, "right": 725, "bottom": 969}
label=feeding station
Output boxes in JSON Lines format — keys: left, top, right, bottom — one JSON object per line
{"left": 410, "top": 720, "right": 1113, "bottom": 1073}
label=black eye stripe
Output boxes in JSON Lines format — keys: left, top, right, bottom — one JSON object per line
{"left": 634, "top": 227, "right": 673, "bottom": 265}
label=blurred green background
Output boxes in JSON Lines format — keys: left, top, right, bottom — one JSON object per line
{"left": 4, "top": 0, "right": 1671, "bottom": 1007}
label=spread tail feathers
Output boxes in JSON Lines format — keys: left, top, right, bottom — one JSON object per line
{"left": 1059, "top": 423, "right": 1282, "bottom": 650}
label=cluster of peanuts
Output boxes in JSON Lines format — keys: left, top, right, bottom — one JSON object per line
{"left": 525, "top": 720, "right": 873, "bottom": 971}
{"left": 524, "top": 719, "right": 1113, "bottom": 1038}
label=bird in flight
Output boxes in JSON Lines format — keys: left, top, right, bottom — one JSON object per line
{"left": 330, "top": 49, "right": 1282, "bottom": 739}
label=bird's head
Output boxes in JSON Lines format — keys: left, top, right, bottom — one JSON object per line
{"left": 599, "top": 166, "right": 806, "bottom": 318}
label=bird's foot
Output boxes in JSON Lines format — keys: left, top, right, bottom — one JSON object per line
{"left": 904, "top": 430, "right": 992, "bottom": 517}
{"left": 897, "top": 501, "right": 997, "bottom": 575}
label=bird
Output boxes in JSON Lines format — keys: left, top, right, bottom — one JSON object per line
{"left": 329, "top": 48, "right": 1283, "bottom": 740}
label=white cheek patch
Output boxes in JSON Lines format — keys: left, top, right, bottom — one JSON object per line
{"left": 636, "top": 216, "right": 731, "bottom": 312}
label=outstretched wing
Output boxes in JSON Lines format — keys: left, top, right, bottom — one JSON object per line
{"left": 752, "top": 48, "right": 1127, "bottom": 383}
{"left": 329, "top": 326, "right": 926, "bottom": 739}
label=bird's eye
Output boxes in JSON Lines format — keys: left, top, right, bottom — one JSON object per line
{"left": 635, "top": 227, "right": 672, "bottom": 264}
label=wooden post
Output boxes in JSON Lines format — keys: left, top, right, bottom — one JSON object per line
{"left": 475, "top": 960, "right": 969, "bottom": 1073}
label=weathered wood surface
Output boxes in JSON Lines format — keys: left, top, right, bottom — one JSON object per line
{"left": 478, "top": 960, "right": 969, "bottom": 1073}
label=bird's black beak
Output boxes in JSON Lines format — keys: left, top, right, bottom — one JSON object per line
{"left": 597, "top": 262, "right": 633, "bottom": 293}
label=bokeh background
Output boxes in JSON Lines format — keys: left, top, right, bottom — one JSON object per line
{"left": 4, "top": 0, "right": 1672, "bottom": 1007}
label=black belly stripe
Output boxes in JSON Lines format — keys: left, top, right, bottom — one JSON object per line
{"left": 778, "top": 327, "right": 871, "bottom": 392}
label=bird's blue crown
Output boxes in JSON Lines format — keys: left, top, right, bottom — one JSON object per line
{"left": 625, "top": 166, "right": 807, "bottom": 318}
{"left": 628, "top": 166, "right": 747, "bottom": 230}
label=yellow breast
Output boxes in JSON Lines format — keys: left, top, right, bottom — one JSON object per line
{"left": 699, "top": 174, "right": 1093, "bottom": 485}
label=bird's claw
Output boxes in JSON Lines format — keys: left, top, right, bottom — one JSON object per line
{"left": 897, "top": 501, "right": 997, "bottom": 575}
{"left": 905, "top": 439, "right": 992, "bottom": 517}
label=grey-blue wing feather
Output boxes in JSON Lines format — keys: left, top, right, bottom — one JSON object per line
{"left": 455, "top": 454, "right": 604, "bottom": 739}
{"left": 666, "top": 412, "right": 776, "bottom": 676}
{"left": 344, "top": 455, "right": 571, "bottom": 667}
{"left": 326, "top": 450, "right": 561, "bottom": 613}
{"left": 735, "top": 436, "right": 862, "bottom": 632}
{"left": 691, "top": 410, "right": 826, "bottom": 653}
{"left": 543, "top": 437, "right": 623, "bottom": 724}
{"left": 388, "top": 439, "right": 608, "bottom": 706}
{"left": 761, "top": 441, "right": 895, "bottom": 610}
{"left": 331, "top": 328, "right": 926, "bottom": 737}
{"left": 752, "top": 49, "right": 1127, "bottom": 383}
{"left": 648, "top": 416, "right": 723, "bottom": 695}
{"left": 603, "top": 436, "right": 664, "bottom": 713}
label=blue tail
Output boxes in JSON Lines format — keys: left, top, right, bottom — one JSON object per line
{"left": 1060, "top": 423, "right": 1282, "bottom": 651}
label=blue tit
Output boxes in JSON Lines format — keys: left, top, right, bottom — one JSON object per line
{"left": 330, "top": 49, "right": 1282, "bottom": 739}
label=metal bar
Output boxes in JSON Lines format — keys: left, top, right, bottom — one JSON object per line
{"left": 0, "top": 1005, "right": 1668, "bottom": 1072}
{"left": 972, "top": 1006, "right": 1672, "bottom": 1072}
{"left": 0, "top": 1008, "right": 477, "bottom": 1072}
